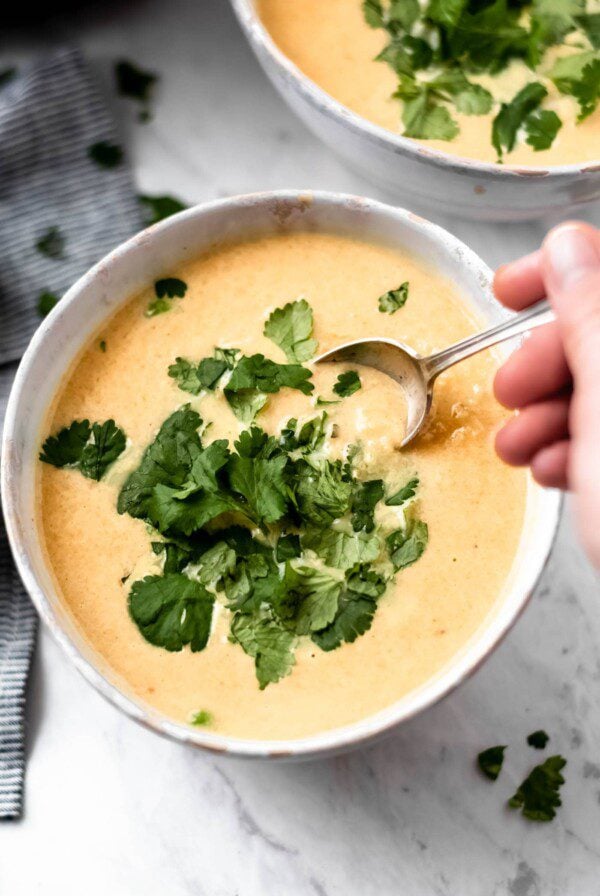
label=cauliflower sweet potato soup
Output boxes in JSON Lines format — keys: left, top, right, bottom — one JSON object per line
{"left": 257, "top": 0, "right": 600, "bottom": 166}
{"left": 39, "top": 232, "right": 526, "bottom": 740}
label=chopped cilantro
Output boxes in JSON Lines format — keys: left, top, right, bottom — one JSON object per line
{"left": 351, "top": 479, "right": 385, "bottom": 532}
{"left": 79, "top": 420, "right": 127, "bottom": 481}
{"left": 333, "top": 370, "right": 361, "bottom": 398}
{"left": 224, "top": 354, "right": 313, "bottom": 422}
{"left": 88, "top": 141, "right": 123, "bottom": 169}
{"left": 477, "top": 745, "right": 506, "bottom": 781}
{"left": 524, "top": 109, "right": 562, "bottom": 150}
{"left": 312, "top": 564, "right": 386, "bottom": 651}
{"left": 35, "top": 226, "right": 65, "bottom": 260}
{"left": 168, "top": 358, "right": 203, "bottom": 395}
{"left": 280, "top": 563, "right": 343, "bottom": 635}
{"left": 155, "top": 277, "right": 187, "bottom": 299}
{"left": 549, "top": 51, "right": 600, "bottom": 120}
{"left": 302, "top": 527, "right": 380, "bottom": 570}
{"left": 146, "top": 277, "right": 188, "bottom": 316}
{"left": 230, "top": 610, "right": 296, "bottom": 689}
{"left": 190, "top": 710, "right": 213, "bottom": 726}
{"left": 508, "top": 755, "right": 567, "bottom": 821}
{"left": 527, "top": 730, "right": 550, "bottom": 749}
{"left": 577, "top": 12, "right": 600, "bottom": 48}
{"left": 275, "top": 534, "right": 301, "bottom": 562}
{"left": 378, "top": 282, "right": 409, "bottom": 314}
{"left": 139, "top": 194, "right": 187, "bottom": 226}
{"left": 40, "top": 418, "right": 125, "bottom": 479}
{"left": 492, "top": 82, "right": 548, "bottom": 161}
{"left": 385, "top": 477, "right": 419, "bottom": 506}
{"left": 128, "top": 574, "right": 214, "bottom": 652}
{"left": 294, "top": 457, "right": 353, "bottom": 525}
{"left": 386, "top": 518, "right": 428, "bottom": 570}
{"left": 169, "top": 348, "right": 239, "bottom": 395}
{"left": 263, "top": 298, "right": 318, "bottom": 362}
{"left": 37, "top": 291, "right": 59, "bottom": 317}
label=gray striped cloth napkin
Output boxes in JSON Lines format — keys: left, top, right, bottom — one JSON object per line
{"left": 0, "top": 45, "right": 142, "bottom": 819}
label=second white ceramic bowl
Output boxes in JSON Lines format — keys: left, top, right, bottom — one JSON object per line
{"left": 230, "top": 0, "right": 600, "bottom": 222}
{"left": 2, "top": 191, "right": 560, "bottom": 759}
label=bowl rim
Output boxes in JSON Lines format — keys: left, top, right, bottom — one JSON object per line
{"left": 1, "top": 189, "right": 561, "bottom": 759}
{"left": 230, "top": 0, "right": 600, "bottom": 179}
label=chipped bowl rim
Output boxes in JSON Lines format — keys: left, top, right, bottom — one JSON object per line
{"left": 230, "top": 0, "right": 600, "bottom": 179}
{"left": 1, "top": 190, "right": 561, "bottom": 759}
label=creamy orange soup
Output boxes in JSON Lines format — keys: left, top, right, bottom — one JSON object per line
{"left": 257, "top": 0, "right": 600, "bottom": 166}
{"left": 39, "top": 232, "right": 526, "bottom": 740}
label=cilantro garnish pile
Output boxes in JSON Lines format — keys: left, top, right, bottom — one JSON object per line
{"left": 362, "top": 0, "right": 600, "bottom": 160}
{"left": 40, "top": 295, "right": 428, "bottom": 690}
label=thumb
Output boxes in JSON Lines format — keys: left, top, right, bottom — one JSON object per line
{"left": 541, "top": 222, "right": 600, "bottom": 387}
{"left": 541, "top": 222, "right": 600, "bottom": 568}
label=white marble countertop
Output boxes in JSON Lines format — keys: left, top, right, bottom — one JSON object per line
{"left": 2, "top": 2, "right": 600, "bottom": 893}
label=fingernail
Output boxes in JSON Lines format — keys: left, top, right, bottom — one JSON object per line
{"left": 544, "top": 225, "right": 600, "bottom": 292}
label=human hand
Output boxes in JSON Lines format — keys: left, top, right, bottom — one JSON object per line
{"left": 494, "top": 221, "right": 600, "bottom": 570}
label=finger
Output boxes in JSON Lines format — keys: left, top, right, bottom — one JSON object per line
{"left": 494, "top": 250, "right": 545, "bottom": 310}
{"left": 495, "top": 396, "right": 570, "bottom": 466}
{"left": 531, "top": 440, "right": 570, "bottom": 490}
{"left": 494, "top": 322, "right": 571, "bottom": 409}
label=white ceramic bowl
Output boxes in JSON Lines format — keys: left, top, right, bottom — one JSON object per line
{"left": 230, "top": 0, "right": 600, "bottom": 222}
{"left": 2, "top": 191, "right": 560, "bottom": 759}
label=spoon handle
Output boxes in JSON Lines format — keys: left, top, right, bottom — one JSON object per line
{"left": 424, "top": 299, "right": 554, "bottom": 380}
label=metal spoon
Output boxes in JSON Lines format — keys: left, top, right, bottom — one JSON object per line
{"left": 316, "top": 299, "right": 554, "bottom": 447}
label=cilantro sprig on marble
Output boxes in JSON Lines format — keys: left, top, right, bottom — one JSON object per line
{"left": 363, "top": 0, "right": 600, "bottom": 158}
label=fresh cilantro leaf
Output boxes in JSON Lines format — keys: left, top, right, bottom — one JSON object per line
{"left": 198, "top": 348, "right": 240, "bottom": 390}
{"left": 386, "top": 518, "right": 428, "bottom": 570}
{"left": 524, "top": 109, "right": 562, "bottom": 150}
{"left": 275, "top": 534, "right": 301, "bottom": 562}
{"left": 378, "top": 282, "right": 409, "bottom": 314}
{"left": 377, "top": 35, "right": 434, "bottom": 76}
{"left": 577, "top": 13, "right": 600, "bottom": 48}
{"left": 333, "top": 370, "right": 361, "bottom": 398}
{"left": 428, "top": 70, "right": 493, "bottom": 115}
{"left": 147, "top": 277, "right": 187, "bottom": 316}
{"left": 196, "top": 541, "right": 237, "bottom": 586}
{"left": 362, "top": 0, "right": 384, "bottom": 28}
{"left": 527, "top": 730, "right": 550, "bottom": 749}
{"left": 155, "top": 277, "right": 187, "bottom": 299}
{"left": 492, "top": 82, "right": 547, "bottom": 160}
{"left": 128, "top": 573, "right": 214, "bottom": 652}
{"left": 37, "top": 290, "right": 59, "bottom": 317}
{"left": 118, "top": 406, "right": 202, "bottom": 519}
{"left": 35, "top": 226, "right": 65, "bottom": 259}
{"left": 228, "top": 446, "right": 289, "bottom": 525}
{"left": 115, "top": 60, "right": 157, "bottom": 109}
{"left": 549, "top": 51, "right": 600, "bottom": 120}
{"left": 281, "top": 563, "right": 343, "bottom": 635}
{"left": 401, "top": 86, "right": 460, "bottom": 140}
{"left": 427, "top": 0, "right": 468, "bottom": 29}
{"left": 40, "top": 420, "right": 91, "bottom": 468}
{"left": 279, "top": 413, "right": 328, "bottom": 454}
{"left": 79, "top": 420, "right": 126, "bottom": 481}
{"left": 294, "top": 458, "right": 353, "bottom": 525}
{"left": 477, "top": 745, "right": 506, "bottom": 781}
{"left": 230, "top": 610, "right": 296, "bottom": 689}
{"left": 351, "top": 479, "right": 385, "bottom": 533}
{"left": 312, "top": 563, "right": 386, "bottom": 651}
{"left": 302, "top": 527, "right": 380, "bottom": 570}
{"left": 225, "top": 354, "right": 313, "bottom": 422}
{"left": 152, "top": 541, "right": 193, "bottom": 575}
{"left": 168, "top": 358, "right": 204, "bottom": 395}
{"left": 508, "top": 755, "right": 567, "bottom": 821}
{"left": 225, "top": 552, "right": 284, "bottom": 614}
{"left": 88, "top": 141, "right": 123, "bottom": 169}
{"left": 190, "top": 710, "right": 213, "bottom": 726}
{"left": 139, "top": 193, "right": 187, "bottom": 225}
{"left": 263, "top": 298, "right": 318, "bottom": 363}
{"left": 0, "top": 67, "right": 16, "bottom": 87}
{"left": 386, "top": 477, "right": 419, "bottom": 506}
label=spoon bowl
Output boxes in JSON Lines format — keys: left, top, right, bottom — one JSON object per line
{"left": 317, "top": 299, "right": 554, "bottom": 446}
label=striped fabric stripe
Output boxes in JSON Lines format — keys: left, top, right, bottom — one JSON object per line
{"left": 0, "top": 46, "right": 143, "bottom": 818}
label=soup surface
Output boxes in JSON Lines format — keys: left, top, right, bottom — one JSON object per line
{"left": 257, "top": 0, "right": 600, "bottom": 166}
{"left": 39, "top": 232, "right": 526, "bottom": 740}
